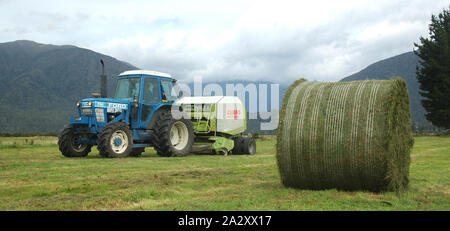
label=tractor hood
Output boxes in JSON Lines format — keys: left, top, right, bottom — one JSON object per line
{"left": 80, "top": 98, "right": 130, "bottom": 113}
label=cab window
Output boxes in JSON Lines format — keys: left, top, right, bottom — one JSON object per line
{"left": 160, "top": 79, "right": 177, "bottom": 101}
{"left": 114, "top": 77, "right": 140, "bottom": 101}
{"left": 142, "top": 78, "right": 160, "bottom": 104}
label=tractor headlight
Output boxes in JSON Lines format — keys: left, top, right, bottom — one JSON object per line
{"left": 76, "top": 101, "right": 80, "bottom": 107}
{"left": 87, "top": 101, "right": 92, "bottom": 106}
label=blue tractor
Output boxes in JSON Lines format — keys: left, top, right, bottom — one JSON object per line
{"left": 58, "top": 61, "right": 195, "bottom": 158}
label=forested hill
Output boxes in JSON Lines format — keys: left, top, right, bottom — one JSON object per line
{"left": 340, "top": 51, "right": 432, "bottom": 130}
{"left": 0, "top": 40, "right": 136, "bottom": 132}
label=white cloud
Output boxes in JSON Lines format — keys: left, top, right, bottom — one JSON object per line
{"left": 0, "top": 0, "right": 448, "bottom": 83}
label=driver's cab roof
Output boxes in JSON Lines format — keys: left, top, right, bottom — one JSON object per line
{"left": 118, "top": 70, "right": 172, "bottom": 78}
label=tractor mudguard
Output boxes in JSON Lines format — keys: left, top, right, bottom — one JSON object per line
{"left": 146, "top": 105, "right": 175, "bottom": 129}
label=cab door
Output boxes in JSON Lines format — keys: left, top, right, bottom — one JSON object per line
{"left": 128, "top": 76, "right": 142, "bottom": 130}
{"left": 140, "top": 77, "right": 161, "bottom": 126}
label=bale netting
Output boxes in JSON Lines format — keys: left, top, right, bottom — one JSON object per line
{"left": 276, "top": 78, "right": 414, "bottom": 192}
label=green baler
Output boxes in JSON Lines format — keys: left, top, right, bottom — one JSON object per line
{"left": 176, "top": 96, "right": 255, "bottom": 155}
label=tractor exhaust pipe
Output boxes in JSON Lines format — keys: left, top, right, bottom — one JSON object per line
{"left": 100, "top": 59, "right": 107, "bottom": 98}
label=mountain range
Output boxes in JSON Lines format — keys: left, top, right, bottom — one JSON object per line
{"left": 0, "top": 40, "right": 136, "bottom": 132}
{"left": 0, "top": 40, "right": 432, "bottom": 133}
{"left": 340, "top": 52, "right": 431, "bottom": 129}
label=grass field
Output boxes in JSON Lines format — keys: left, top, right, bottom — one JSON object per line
{"left": 0, "top": 136, "right": 449, "bottom": 211}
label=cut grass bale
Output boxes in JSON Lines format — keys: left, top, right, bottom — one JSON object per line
{"left": 276, "top": 78, "right": 414, "bottom": 192}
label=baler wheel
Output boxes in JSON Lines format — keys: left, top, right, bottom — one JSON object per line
{"left": 242, "top": 137, "right": 256, "bottom": 155}
{"left": 232, "top": 137, "right": 245, "bottom": 155}
{"left": 217, "top": 147, "right": 229, "bottom": 156}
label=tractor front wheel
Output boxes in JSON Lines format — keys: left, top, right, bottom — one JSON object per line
{"left": 97, "top": 122, "right": 133, "bottom": 158}
{"left": 58, "top": 124, "right": 92, "bottom": 157}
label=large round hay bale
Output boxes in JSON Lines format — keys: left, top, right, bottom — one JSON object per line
{"left": 276, "top": 78, "right": 414, "bottom": 192}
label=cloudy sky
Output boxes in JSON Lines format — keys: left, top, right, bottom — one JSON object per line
{"left": 0, "top": 0, "right": 448, "bottom": 83}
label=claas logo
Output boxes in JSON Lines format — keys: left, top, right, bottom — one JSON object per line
{"left": 226, "top": 110, "right": 241, "bottom": 120}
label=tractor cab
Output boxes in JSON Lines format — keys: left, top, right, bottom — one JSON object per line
{"left": 114, "top": 70, "right": 177, "bottom": 129}
{"left": 114, "top": 70, "right": 177, "bottom": 103}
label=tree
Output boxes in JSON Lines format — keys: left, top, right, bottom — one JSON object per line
{"left": 414, "top": 6, "right": 450, "bottom": 129}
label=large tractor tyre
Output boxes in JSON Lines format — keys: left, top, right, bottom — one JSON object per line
{"left": 97, "top": 122, "right": 133, "bottom": 158}
{"left": 232, "top": 137, "right": 245, "bottom": 155}
{"left": 151, "top": 110, "right": 194, "bottom": 157}
{"left": 242, "top": 137, "right": 256, "bottom": 155}
{"left": 130, "top": 148, "right": 145, "bottom": 157}
{"left": 58, "top": 124, "right": 92, "bottom": 157}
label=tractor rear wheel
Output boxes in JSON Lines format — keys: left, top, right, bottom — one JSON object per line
{"left": 58, "top": 124, "right": 92, "bottom": 157}
{"left": 242, "top": 137, "right": 256, "bottom": 155}
{"left": 151, "top": 110, "right": 194, "bottom": 157}
{"left": 97, "top": 122, "right": 133, "bottom": 158}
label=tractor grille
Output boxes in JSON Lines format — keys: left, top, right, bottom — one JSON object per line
{"left": 82, "top": 108, "right": 93, "bottom": 115}
{"left": 95, "top": 108, "right": 105, "bottom": 122}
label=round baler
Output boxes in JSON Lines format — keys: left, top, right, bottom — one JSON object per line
{"left": 176, "top": 96, "right": 256, "bottom": 155}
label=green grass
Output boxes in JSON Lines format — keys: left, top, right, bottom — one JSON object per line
{"left": 0, "top": 136, "right": 448, "bottom": 211}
